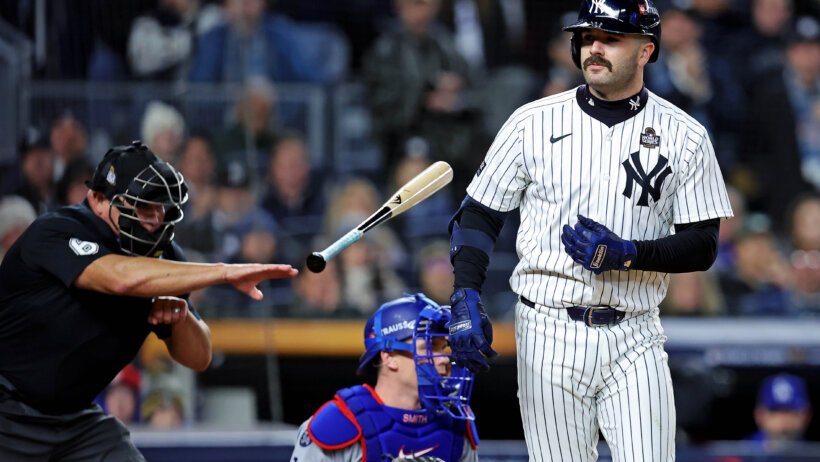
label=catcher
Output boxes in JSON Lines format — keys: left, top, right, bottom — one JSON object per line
{"left": 290, "top": 293, "right": 479, "bottom": 462}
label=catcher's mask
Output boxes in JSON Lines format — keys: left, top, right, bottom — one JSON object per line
{"left": 413, "top": 303, "right": 475, "bottom": 421}
{"left": 357, "top": 294, "right": 475, "bottom": 421}
{"left": 88, "top": 140, "right": 188, "bottom": 257}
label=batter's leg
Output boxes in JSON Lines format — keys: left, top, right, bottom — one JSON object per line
{"left": 514, "top": 300, "right": 601, "bottom": 462}
{"left": 596, "top": 321, "right": 676, "bottom": 462}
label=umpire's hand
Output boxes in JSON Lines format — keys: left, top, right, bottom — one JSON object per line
{"left": 448, "top": 288, "right": 498, "bottom": 372}
{"left": 226, "top": 264, "right": 299, "bottom": 300}
{"left": 149, "top": 296, "right": 188, "bottom": 325}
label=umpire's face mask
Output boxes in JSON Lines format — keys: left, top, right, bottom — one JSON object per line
{"left": 109, "top": 163, "right": 188, "bottom": 257}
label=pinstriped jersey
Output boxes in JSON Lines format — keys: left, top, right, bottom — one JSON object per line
{"left": 466, "top": 85, "right": 733, "bottom": 312}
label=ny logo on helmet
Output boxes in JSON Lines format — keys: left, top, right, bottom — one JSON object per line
{"left": 590, "top": 0, "right": 606, "bottom": 14}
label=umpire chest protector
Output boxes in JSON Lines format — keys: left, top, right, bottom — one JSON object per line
{"left": 308, "top": 384, "right": 478, "bottom": 461}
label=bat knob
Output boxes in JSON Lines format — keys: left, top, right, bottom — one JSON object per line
{"left": 306, "top": 253, "right": 327, "bottom": 273}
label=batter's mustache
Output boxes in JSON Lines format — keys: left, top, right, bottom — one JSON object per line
{"left": 583, "top": 56, "right": 612, "bottom": 71}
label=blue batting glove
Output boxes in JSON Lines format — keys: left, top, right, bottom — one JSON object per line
{"left": 561, "top": 214, "right": 637, "bottom": 274}
{"left": 448, "top": 288, "right": 498, "bottom": 372}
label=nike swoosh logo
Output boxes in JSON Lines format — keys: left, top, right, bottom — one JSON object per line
{"left": 550, "top": 133, "right": 571, "bottom": 143}
{"left": 397, "top": 445, "right": 439, "bottom": 458}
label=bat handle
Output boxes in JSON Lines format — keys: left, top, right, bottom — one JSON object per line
{"left": 319, "top": 229, "right": 363, "bottom": 262}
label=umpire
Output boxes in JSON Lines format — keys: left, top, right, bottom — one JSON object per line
{"left": 0, "top": 141, "right": 297, "bottom": 460}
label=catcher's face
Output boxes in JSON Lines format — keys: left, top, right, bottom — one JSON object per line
{"left": 414, "top": 336, "right": 451, "bottom": 378}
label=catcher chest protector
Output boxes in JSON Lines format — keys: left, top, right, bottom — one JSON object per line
{"left": 563, "top": 0, "right": 662, "bottom": 68}
{"left": 308, "top": 385, "right": 478, "bottom": 462}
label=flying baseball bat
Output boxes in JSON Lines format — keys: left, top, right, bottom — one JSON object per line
{"left": 306, "top": 161, "right": 453, "bottom": 273}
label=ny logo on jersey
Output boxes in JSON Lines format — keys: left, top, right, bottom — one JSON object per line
{"left": 622, "top": 152, "right": 673, "bottom": 206}
{"left": 589, "top": 0, "right": 606, "bottom": 14}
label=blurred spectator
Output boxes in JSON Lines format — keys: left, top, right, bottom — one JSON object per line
{"left": 200, "top": 224, "right": 290, "bottom": 318}
{"left": 211, "top": 78, "right": 278, "bottom": 172}
{"left": 735, "top": 0, "right": 794, "bottom": 94}
{"left": 272, "top": 0, "right": 395, "bottom": 72}
{"left": 15, "top": 137, "right": 55, "bottom": 214}
{"left": 645, "top": 5, "right": 712, "bottom": 125}
{"left": 55, "top": 158, "right": 94, "bottom": 206}
{"left": 0, "top": 196, "right": 37, "bottom": 263}
{"left": 439, "top": 0, "right": 535, "bottom": 135}
{"left": 128, "top": 0, "right": 224, "bottom": 82}
{"left": 660, "top": 271, "right": 725, "bottom": 317}
{"left": 714, "top": 186, "right": 747, "bottom": 274}
{"left": 785, "top": 194, "right": 820, "bottom": 312}
{"left": 96, "top": 364, "right": 142, "bottom": 427}
{"left": 718, "top": 214, "right": 797, "bottom": 316}
{"left": 188, "top": 0, "right": 342, "bottom": 84}
{"left": 745, "top": 373, "right": 813, "bottom": 452}
{"left": 141, "top": 388, "right": 185, "bottom": 429}
{"left": 737, "top": 15, "right": 820, "bottom": 229}
{"left": 414, "top": 239, "right": 454, "bottom": 305}
{"left": 336, "top": 228, "right": 406, "bottom": 317}
{"left": 437, "top": 0, "right": 512, "bottom": 76}
{"left": 539, "top": 11, "right": 584, "bottom": 98}
{"left": 363, "top": 0, "right": 485, "bottom": 189}
{"left": 322, "top": 178, "right": 381, "bottom": 238}
{"left": 388, "top": 140, "right": 454, "bottom": 255}
{"left": 683, "top": 0, "right": 748, "bottom": 171}
{"left": 261, "top": 131, "right": 327, "bottom": 260}
{"left": 86, "top": 0, "right": 155, "bottom": 81}
{"left": 140, "top": 101, "right": 186, "bottom": 162}
{"left": 323, "top": 178, "right": 406, "bottom": 315}
{"left": 287, "top": 258, "right": 359, "bottom": 318}
{"left": 49, "top": 112, "right": 88, "bottom": 182}
{"left": 176, "top": 133, "right": 218, "bottom": 221}
{"left": 200, "top": 159, "right": 278, "bottom": 263}
{"left": 788, "top": 194, "right": 820, "bottom": 251}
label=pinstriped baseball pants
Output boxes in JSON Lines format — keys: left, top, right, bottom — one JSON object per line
{"left": 515, "top": 301, "right": 675, "bottom": 462}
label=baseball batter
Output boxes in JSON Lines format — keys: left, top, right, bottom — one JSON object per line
{"left": 445, "top": 1, "right": 733, "bottom": 461}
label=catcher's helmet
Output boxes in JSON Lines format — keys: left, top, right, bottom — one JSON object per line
{"left": 563, "top": 0, "right": 662, "bottom": 69}
{"left": 357, "top": 294, "right": 475, "bottom": 421}
{"left": 88, "top": 140, "right": 188, "bottom": 257}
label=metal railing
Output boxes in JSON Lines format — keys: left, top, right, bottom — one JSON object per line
{"left": 27, "top": 81, "right": 329, "bottom": 164}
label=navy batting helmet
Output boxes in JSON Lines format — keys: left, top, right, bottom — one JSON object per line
{"left": 89, "top": 140, "right": 188, "bottom": 257}
{"left": 563, "top": 0, "right": 662, "bottom": 69}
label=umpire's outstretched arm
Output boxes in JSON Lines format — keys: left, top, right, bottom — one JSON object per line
{"left": 75, "top": 254, "right": 298, "bottom": 300}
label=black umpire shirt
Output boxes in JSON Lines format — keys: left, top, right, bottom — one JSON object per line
{"left": 0, "top": 200, "right": 193, "bottom": 414}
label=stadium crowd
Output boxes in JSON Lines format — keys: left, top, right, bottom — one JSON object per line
{"left": 0, "top": 0, "right": 819, "bottom": 433}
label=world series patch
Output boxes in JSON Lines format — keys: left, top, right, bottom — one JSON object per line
{"left": 298, "top": 428, "right": 312, "bottom": 447}
{"left": 640, "top": 127, "right": 660, "bottom": 149}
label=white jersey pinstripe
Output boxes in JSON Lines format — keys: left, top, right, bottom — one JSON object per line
{"left": 467, "top": 87, "right": 733, "bottom": 312}
{"left": 467, "top": 85, "right": 732, "bottom": 462}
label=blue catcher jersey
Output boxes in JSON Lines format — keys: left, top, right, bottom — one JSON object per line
{"left": 297, "top": 384, "right": 478, "bottom": 462}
